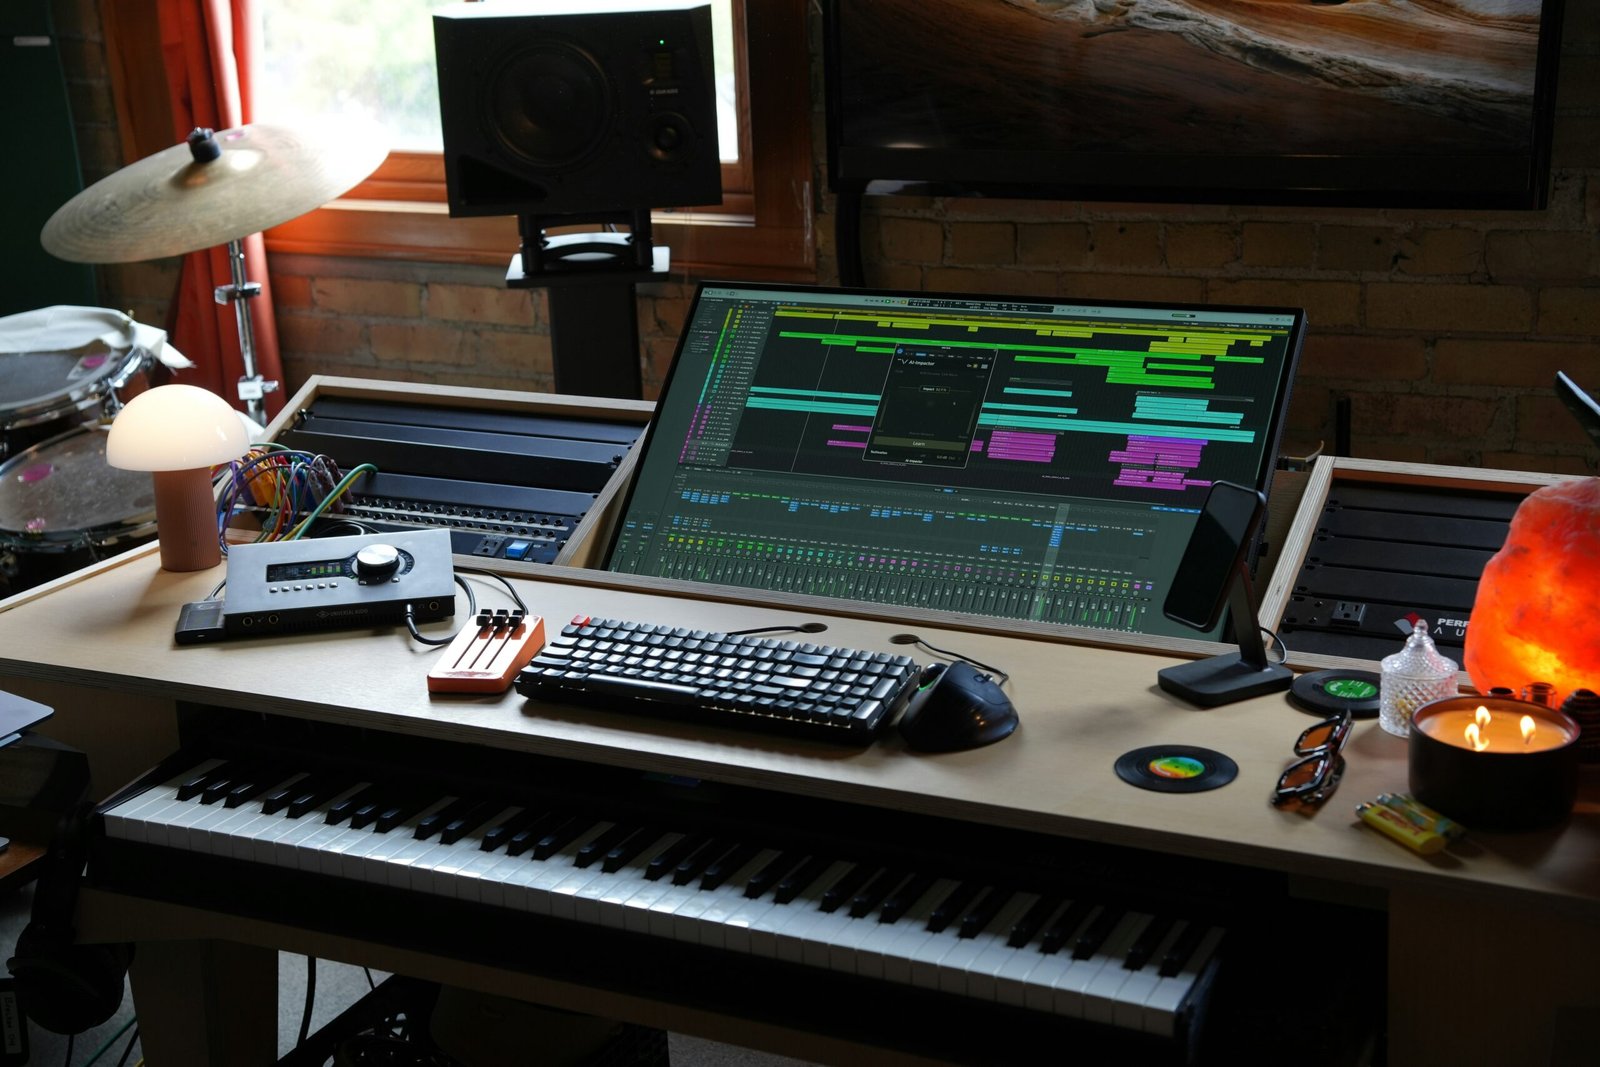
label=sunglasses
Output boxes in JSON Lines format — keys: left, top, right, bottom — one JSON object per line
{"left": 1271, "top": 710, "right": 1352, "bottom": 808}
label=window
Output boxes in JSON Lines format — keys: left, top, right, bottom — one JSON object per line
{"left": 246, "top": 0, "right": 814, "bottom": 279}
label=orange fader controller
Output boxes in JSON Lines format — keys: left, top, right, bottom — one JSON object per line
{"left": 427, "top": 609, "right": 546, "bottom": 694}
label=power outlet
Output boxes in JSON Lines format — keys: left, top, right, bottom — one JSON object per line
{"left": 1330, "top": 601, "right": 1366, "bottom": 626}
{"left": 473, "top": 536, "right": 507, "bottom": 558}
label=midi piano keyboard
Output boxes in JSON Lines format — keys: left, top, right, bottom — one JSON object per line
{"left": 96, "top": 750, "right": 1226, "bottom": 1052}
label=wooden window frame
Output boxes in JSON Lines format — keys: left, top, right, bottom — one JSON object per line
{"left": 106, "top": 0, "right": 815, "bottom": 282}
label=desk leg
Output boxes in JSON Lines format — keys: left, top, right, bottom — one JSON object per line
{"left": 1389, "top": 891, "right": 1600, "bottom": 1066}
{"left": 129, "top": 939, "right": 277, "bottom": 1066}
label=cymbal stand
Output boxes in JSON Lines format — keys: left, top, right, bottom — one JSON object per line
{"left": 213, "top": 237, "right": 277, "bottom": 424}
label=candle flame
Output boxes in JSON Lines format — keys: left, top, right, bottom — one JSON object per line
{"left": 1475, "top": 705, "right": 1493, "bottom": 727}
{"left": 1522, "top": 715, "right": 1536, "bottom": 744}
{"left": 1464, "top": 721, "right": 1491, "bottom": 752}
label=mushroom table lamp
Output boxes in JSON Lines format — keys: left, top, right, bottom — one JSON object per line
{"left": 1464, "top": 477, "right": 1600, "bottom": 707}
{"left": 106, "top": 384, "right": 250, "bottom": 571}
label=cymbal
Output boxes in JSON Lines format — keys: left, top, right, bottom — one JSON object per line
{"left": 41, "top": 124, "right": 387, "bottom": 264}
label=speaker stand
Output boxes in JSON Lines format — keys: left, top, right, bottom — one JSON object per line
{"left": 504, "top": 210, "right": 668, "bottom": 399}
{"left": 1157, "top": 560, "right": 1292, "bottom": 707}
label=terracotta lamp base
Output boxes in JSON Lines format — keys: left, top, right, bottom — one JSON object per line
{"left": 151, "top": 467, "right": 220, "bottom": 571}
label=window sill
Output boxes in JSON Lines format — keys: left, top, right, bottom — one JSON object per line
{"left": 265, "top": 197, "right": 817, "bottom": 282}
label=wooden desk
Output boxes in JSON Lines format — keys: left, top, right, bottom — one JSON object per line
{"left": 1, "top": 544, "right": 1596, "bottom": 1065}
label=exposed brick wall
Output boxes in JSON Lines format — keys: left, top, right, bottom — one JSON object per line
{"left": 50, "top": 1, "right": 1599, "bottom": 474}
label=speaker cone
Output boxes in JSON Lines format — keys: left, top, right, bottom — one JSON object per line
{"left": 488, "top": 44, "right": 612, "bottom": 169}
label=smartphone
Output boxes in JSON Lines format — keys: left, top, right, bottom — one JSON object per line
{"left": 1163, "top": 480, "right": 1267, "bottom": 632}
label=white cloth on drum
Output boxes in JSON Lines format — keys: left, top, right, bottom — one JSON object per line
{"left": 0, "top": 304, "right": 194, "bottom": 371}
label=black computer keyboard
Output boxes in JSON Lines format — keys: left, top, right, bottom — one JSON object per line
{"left": 514, "top": 615, "right": 922, "bottom": 744}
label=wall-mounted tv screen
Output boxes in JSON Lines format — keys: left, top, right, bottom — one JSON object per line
{"left": 825, "top": 0, "right": 1565, "bottom": 209}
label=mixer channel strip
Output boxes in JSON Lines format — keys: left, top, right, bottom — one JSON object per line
{"left": 515, "top": 616, "right": 921, "bottom": 744}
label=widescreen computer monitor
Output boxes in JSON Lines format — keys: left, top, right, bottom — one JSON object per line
{"left": 604, "top": 283, "right": 1305, "bottom": 641}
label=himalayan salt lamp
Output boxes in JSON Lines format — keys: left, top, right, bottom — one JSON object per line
{"left": 1464, "top": 478, "right": 1600, "bottom": 706}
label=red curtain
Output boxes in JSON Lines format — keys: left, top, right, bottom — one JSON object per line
{"left": 155, "top": 0, "right": 285, "bottom": 422}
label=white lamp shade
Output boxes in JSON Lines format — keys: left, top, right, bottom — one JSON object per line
{"left": 106, "top": 384, "right": 252, "bottom": 471}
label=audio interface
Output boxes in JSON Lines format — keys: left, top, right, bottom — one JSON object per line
{"left": 222, "top": 529, "right": 455, "bottom": 637}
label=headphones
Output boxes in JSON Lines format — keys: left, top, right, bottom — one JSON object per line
{"left": 5, "top": 806, "right": 131, "bottom": 1035}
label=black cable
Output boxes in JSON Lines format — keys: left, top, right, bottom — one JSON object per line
{"left": 63, "top": 1034, "right": 74, "bottom": 1067}
{"left": 405, "top": 575, "right": 478, "bottom": 647}
{"left": 298, "top": 956, "right": 317, "bottom": 1047}
{"left": 457, "top": 566, "right": 528, "bottom": 614}
{"left": 1260, "top": 626, "right": 1289, "bottom": 665}
{"left": 727, "top": 621, "right": 828, "bottom": 637}
{"left": 888, "top": 633, "right": 1010, "bottom": 685}
{"left": 113, "top": 1027, "right": 140, "bottom": 1067}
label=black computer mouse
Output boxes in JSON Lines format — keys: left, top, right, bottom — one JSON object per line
{"left": 897, "top": 660, "right": 1019, "bottom": 752}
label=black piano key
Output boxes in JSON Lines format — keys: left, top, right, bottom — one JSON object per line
{"left": 958, "top": 887, "right": 1014, "bottom": 939}
{"left": 440, "top": 800, "right": 500, "bottom": 846}
{"left": 175, "top": 766, "right": 222, "bottom": 802}
{"left": 482, "top": 808, "right": 542, "bottom": 852}
{"left": 350, "top": 790, "right": 399, "bottom": 831}
{"left": 926, "top": 881, "right": 983, "bottom": 933}
{"left": 1072, "top": 906, "right": 1124, "bottom": 960}
{"left": 1124, "top": 914, "right": 1177, "bottom": 971}
{"left": 223, "top": 767, "right": 286, "bottom": 809}
{"left": 416, "top": 796, "right": 471, "bottom": 840}
{"left": 286, "top": 778, "right": 347, "bottom": 819}
{"left": 575, "top": 823, "right": 638, "bottom": 869}
{"left": 772, "top": 855, "right": 831, "bottom": 905}
{"left": 819, "top": 864, "right": 875, "bottom": 914}
{"left": 1009, "top": 894, "right": 1066, "bottom": 948}
{"left": 1040, "top": 900, "right": 1095, "bottom": 955}
{"left": 376, "top": 794, "right": 433, "bottom": 834}
{"left": 260, "top": 774, "right": 315, "bottom": 815}
{"left": 199, "top": 763, "right": 254, "bottom": 806}
{"left": 702, "top": 843, "right": 761, "bottom": 891}
{"left": 326, "top": 784, "right": 379, "bottom": 825}
{"left": 532, "top": 817, "right": 594, "bottom": 861}
{"left": 673, "top": 838, "right": 732, "bottom": 886}
{"left": 508, "top": 812, "right": 569, "bottom": 857}
{"left": 879, "top": 872, "right": 937, "bottom": 924}
{"left": 1159, "top": 921, "right": 1209, "bottom": 978}
{"left": 602, "top": 827, "right": 663, "bottom": 873}
{"left": 645, "top": 833, "right": 708, "bottom": 881}
{"left": 848, "top": 868, "right": 909, "bottom": 919}
{"left": 746, "top": 852, "right": 806, "bottom": 899}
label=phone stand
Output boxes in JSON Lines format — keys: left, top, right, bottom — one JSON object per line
{"left": 1158, "top": 558, "right": 1292, "bottom": 707}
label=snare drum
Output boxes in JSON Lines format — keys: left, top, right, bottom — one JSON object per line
{"left": 0, "top": 425, "right": 159, "bottom": 595}
{"left": 0, "top": 306, "right": 169, "bottom": 458}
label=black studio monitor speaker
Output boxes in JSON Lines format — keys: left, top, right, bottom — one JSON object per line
{"left": 434, "top": 0, "right": 721, "bottom": 219}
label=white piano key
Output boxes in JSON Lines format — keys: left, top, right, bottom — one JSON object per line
{"left": 1141, "top": 926, "right": 1224, "bottom": 1037}
{"left": 517, "top": 823, "right": 615, "bottom": 915}
{"left": 936, "top": 893, "right": 1035, "bottom": 998}
{"left": 769, "top": 861, "right": 859, "bottom": 965}
{"left": 1051, "top": 912, "right": 1152, "bottom": 1020}
{"left": 962, "top": 891, "right": 1043, "bottom": 1001}
{"left": 852, "top": 880, "right": 942, "bottom": 981}
{"left": 545, "top": 825, "right": 621, "bottom": 920}
{"left": 691, "top": 851, "right": 782, "bottom": 952}
{"left": 260, "top": 784, "right": 371, "bottom": 869}
{"left": 448, "top": 807, "right": 526, "bottom": 902}
{"left": 1110, "top": 920, "right": 1191, "bottom": 1033}
{"left": 102, "top": 761, "right": 226, "bottom": 844}
{"left": 1004, "top": 903, "right": 1096, "bottom": 1011}
{"left": 603, "top": 835, "right": 687, "bottom": 930}
{"left": 872, "top": 877, "right": 963, "bottom": 985}
{"left": 716, "top": 851, "right": 789, "bottom": 953}
{"left": 571, "top": 837, "right": 667, "bottom": 927}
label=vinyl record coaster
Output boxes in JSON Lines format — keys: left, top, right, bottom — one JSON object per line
{"left": 1114, "top": 746, "right": 1238, "bottom": 793}
{"left": 1289, "top": 669, "right": 1381, "bottom": 719}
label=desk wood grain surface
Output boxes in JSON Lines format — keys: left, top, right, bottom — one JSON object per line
{"left": 1, "top": 543, "right": 1595, "bottom": 920}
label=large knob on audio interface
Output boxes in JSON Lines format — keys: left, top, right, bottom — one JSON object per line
{"left": 354, "top": 543, "right": 402, "bottom": 581}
